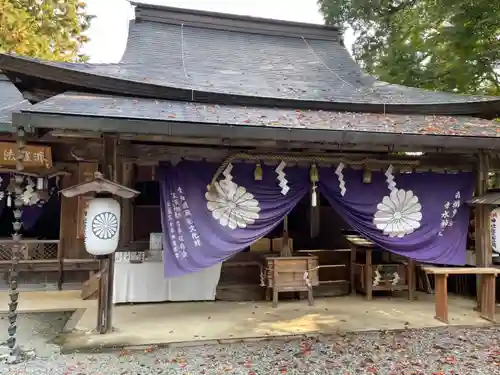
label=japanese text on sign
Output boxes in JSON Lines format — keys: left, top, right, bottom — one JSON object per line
{"left": 0, "top": 142, "right": 52, "bottom": 168}
{"left": 166, "top": 186, "right": 201, "bottom": 260}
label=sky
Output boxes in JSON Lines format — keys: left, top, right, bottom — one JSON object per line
{"left": 82, "top": 0, "right": 353, "bottom": 63}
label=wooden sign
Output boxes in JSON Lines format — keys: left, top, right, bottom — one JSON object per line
{"left": 0, "top": 142, "right": 52, "bottom": 168}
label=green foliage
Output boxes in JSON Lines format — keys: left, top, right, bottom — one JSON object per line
{"left": 318, "top": 0, "right": 500, "bottom": 95}
{"left": 0, "top": 0, "right": 93, "bottom": 62}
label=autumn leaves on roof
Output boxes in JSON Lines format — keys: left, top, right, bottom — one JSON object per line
{"left": 1, "top": 2, "right": 500, "bottom": 150}
{"left": 0, "top": 1, "right": 498, "bottom": 117}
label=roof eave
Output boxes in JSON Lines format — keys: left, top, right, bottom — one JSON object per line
{"left": 1, "top": 55, "right": 499, "bottom": 117}
{"left": 0, "top": 122, "right": 15, "bottom": 132}
{"left": 13, "top": 111, "right": 500, "bottom": 151}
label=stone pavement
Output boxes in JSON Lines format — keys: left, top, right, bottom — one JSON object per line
{"left": 62, "top": 292, "right": 490, "bottom": 352}
{"left": 0, "top": 311, "right": 499, "bottom": 375}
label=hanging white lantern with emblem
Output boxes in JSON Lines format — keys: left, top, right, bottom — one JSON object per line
{"left": 490, "top": 207, "right": 500, "bottom": 255}
{"left": 84, "top": 197, "right": 121, "bottom": 256}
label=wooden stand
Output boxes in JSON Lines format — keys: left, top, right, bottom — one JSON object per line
{"left": 264, "top": 256, "right": 319, "bottom": 307}
{"left": 347, "top": 235, "right": 415, "bottom": 300}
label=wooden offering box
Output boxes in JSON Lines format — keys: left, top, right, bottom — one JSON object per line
{"left": 265, "top": 256, "right": 319, "bottom": 307}
{"left": 346, "top": 233, "right": 415, "bottom": 300}
{"left": 353, "top": 262, "right": 408, "bottom": 293}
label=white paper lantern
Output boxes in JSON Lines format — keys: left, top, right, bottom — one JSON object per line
{"left": 491, "top": 207, "right": 500, "bottom": 254}
{"left": 84, "top": 197, "right": 121, "bottom": 256}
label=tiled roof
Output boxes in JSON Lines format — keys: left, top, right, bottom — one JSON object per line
{"left": 23, "top": 92, "right": 500, "bottom": 139}
{"left": 0, "top": 3, "right": 498, "bottom": 116}
{"left": 120, "top": 20, "right": 497, "bottom": 106}
{"left": 0, "top": 73, "right": 29, "bottom": 126}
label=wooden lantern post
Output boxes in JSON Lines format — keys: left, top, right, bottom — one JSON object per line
{"left": 60, "top": 174, "right": 139, "bottom": 333}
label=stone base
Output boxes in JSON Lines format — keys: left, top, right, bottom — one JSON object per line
{"left": 0, "top": 344, "right": 35, "bottom": 364}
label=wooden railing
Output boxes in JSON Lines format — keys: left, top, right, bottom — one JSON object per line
{"left": 0, "top": 239, "right": 102, "bottom": 289}
{"left": 0, "top": 239, "right": 60, "bottom": 261}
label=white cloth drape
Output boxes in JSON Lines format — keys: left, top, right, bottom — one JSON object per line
{"left": 113, "top": 261, "right": 222, "bottom": 303}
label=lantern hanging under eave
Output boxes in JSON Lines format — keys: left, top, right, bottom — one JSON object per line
{"left": 60, "top": 172, "right": 139, "bottom": 257}
{"left": 84, "top": 197, "right": 121, "bottom": 256}
{"left": 491, "top": 207, "right": 500, "bottom": 254}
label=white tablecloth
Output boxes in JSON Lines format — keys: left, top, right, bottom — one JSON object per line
{"left": 113, "top": 261, "right": 222, "bottom": 303}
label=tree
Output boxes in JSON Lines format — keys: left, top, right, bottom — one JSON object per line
{"left": 0, "top": 0, "right": 93, "bottom": 62}
{"left": 318, "top": 0, "right": 500, "bottom": 95}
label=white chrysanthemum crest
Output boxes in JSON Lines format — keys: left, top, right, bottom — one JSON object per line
{"left": 206, "top": 180, "right": 261, "bottom": 230}
{"left": 373, "top": 189, "right": 422, "bottom": 238}
{"left": 373, "top": 165, "right": 422, "bottom": 238}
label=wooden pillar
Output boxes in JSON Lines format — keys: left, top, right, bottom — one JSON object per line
{"left": 407, "top": 258, "right": 415, "bottom": 301}
{"left": 120, "top": 161, "right": 134, "bottom": 244}
{"left": 280, "top": 216, "right": 291, "bottom": 257}
{"left": 97, "top": 134, "right": 118, "bottom": 334}
{"left": 475, "top": 150, "right": 491, "bottom": 308}
{"left": 349, "top": 245, "right": 356, "bottom": 295}
{"left": 365, "top": 249, "right": 373, "bottom": 300}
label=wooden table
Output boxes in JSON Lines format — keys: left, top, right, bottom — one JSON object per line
{"left": 423, "top": 267, "right": 500, "bottom": 323}
{"left": 346, "top": 234, "right": 416, "bottom": 300}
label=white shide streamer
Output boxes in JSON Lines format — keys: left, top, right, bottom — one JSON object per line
{"left": 222, "top": 163, "right": 234, "bottom": 184}
{"left": 392, "top": 272, "right": 401, "bottom": 286}
{"left": 275, "top": 161, "right": 290, "bottom": 195}
{"left": 335, "top": 162, "right": 346, "bottom": 196}
{"left": 385, "top": 164, "right": 397, "bottom": 192}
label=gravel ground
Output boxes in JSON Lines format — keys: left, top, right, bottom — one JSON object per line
{"left": 1, "top": 312, "right": 500, "bottom": 374}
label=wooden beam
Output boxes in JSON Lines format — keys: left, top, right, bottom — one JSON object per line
{"left": 114, "top": 143, "right": 475, "bottom": 169}
{"left": 46, "top": 129, "right": 497, "bottom": 155}
{"left": 51, "top": 142, "right": 102, "bottom": 163}
{"left": 41, "top": 133, "right": 480, "bottom": 167}
{"left": 34, "top": 128, "right": 52, "bottom": 139}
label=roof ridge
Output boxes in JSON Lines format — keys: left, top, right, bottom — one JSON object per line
{"left": 131, "top": 1, "right": 341, "bottom": 42}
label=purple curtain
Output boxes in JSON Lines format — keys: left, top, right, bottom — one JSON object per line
{"left": 22, "top": 178, "right": 59, "bottom": 232}
{"left": 159, "top": 161, "right": 309, "bottom": 277}
{"left": 22, "top": 205, "right": 44, "bottom": 231}
{"left": 318, "top": 167, "right": 475, "bottom": 265}
{"left": 160, "top": 160, "right": 475, "bottom": 277}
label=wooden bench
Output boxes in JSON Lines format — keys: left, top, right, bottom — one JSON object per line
{"left": 423, "top": 267, "right": 500, "bottom": 324}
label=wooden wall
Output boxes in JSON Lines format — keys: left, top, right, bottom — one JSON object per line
{"left": 59, "top": 162, "right": 98, "bottom": 260}
{"left": 132, "top": 165, "right": 162, "bottom": 242}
